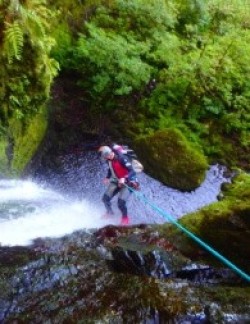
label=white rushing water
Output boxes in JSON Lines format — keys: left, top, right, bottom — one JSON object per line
{"left": 0, "top": 179, "right": 118, "bottom": 246}
{"left": 0, "top": 164, "right": 230, "bottom": 246}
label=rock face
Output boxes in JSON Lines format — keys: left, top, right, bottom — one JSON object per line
{"left": 0, "top": 224, "right": 249, "bottom": 323}
{"left": 135, "top": 128, "right": 208, "bottom": 191}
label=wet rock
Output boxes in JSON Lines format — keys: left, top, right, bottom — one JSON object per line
{"left": 0, "top": 226, "right": 249, "bottom": 323}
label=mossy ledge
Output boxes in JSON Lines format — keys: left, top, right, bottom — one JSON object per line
{"left": 134, "top": 128, "right": 208, "bottom": 191}
{"left": 158, "top": 172, "right": 250, "bottom": 273}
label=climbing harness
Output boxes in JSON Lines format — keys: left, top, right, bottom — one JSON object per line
{"left": 125, "top": 184, "right": 250, "bottom": 282}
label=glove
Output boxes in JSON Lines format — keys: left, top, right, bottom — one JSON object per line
{"left": 128, "top": 180, "right": 140, "bottom": 190}
{"left": 118, "top": 178, "right": 125, "bottom": 187}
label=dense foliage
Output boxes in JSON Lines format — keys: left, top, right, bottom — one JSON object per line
{"left": 0, "top": 0, "right": 58, "bottom": 124}
{"left": 1, "top": 0, "right": 250, "bottom": 172}
{"left": 50, "top": 0, "right": 250, "bottom": 168}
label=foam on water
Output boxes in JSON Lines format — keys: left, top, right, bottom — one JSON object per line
{"left": 0, "top": 179, "right": 117, "bottom": 246}
{"left": 0, "top": 179, "right": 62, "bottom": 202}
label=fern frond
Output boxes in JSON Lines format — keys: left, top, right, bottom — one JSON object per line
{"left": 35, "top": 53, "right": 59, "bottom": 95}
{"left": 19, "top": 6, "right": 46, "bottom": 39}
{"left": 4, "top": 21, "right": 24, "bottom": 63}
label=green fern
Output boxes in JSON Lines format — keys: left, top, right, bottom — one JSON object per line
{"left": 19, "top": 5, "right": 47, "bottom": 39}
{"left": 4, "top": 21, "right": 24, "bottom": 63}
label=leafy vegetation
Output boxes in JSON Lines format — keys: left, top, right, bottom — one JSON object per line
{"left": 0, "top": 0, "right": 59, "bottom": 174}
{"left": 0, "top": 0, "right": 59, "bottom": 121}
{"left": 48, "top": 0, "right": 250, "bottom": 170}
{"left": 1, "top": 0, "right": 250, "bottom": 175}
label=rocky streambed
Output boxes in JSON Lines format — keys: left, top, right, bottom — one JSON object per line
{"left": 0, "top": 224, "right": 249, "bottom": 323}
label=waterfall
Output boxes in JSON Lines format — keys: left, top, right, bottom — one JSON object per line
{"left": 0, "top": 151, "right": 230, "bottom": 246}
{"left": 0, "top": 179, "right": 115, "bottom": 246}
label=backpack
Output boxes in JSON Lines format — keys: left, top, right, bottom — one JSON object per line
{"left": 112, "top": 144, "right": 144, "bottom": 173}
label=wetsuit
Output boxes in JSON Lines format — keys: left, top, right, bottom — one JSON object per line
{"left": 102, "top": 152, "right": 137, "bottom": 217}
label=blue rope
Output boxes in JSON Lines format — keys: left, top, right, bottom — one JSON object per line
{"left": 127, "top": 185, "right": 250, "bottom": 282}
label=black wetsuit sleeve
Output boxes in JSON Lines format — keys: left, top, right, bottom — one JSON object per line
{"left": 106, "top": 168, "right": 111, "bottom": 179}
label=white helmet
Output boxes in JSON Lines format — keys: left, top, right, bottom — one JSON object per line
{"left": 98, "top": 146, "right": 112, "bottom": 160}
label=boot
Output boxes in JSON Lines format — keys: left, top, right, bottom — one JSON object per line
{"left": 120, "top": 216, "right": 130, "bottom": 225}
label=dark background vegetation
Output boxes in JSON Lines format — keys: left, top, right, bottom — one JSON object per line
{"left": 0, "top": 0, "right": 250, "bottom": 173}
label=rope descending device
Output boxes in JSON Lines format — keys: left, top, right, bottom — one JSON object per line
{"left": 125, "top": 184, "right": 250, "bottom": 282}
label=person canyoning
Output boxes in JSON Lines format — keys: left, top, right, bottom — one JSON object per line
{"left": 98, "top": 145, "right": 138, "bottom": 225}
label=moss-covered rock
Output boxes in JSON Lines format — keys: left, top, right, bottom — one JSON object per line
{"left": 134, "top": 128, "right": 208, "bottom": 191}
{"left": 0, "top": 135, "right": 10, "bottom": 176}
{"left": 1, "top": 107, "right": 48, "bottom": 177}
{"left": 159, "top": 172, "right": 250, "bottom": 274}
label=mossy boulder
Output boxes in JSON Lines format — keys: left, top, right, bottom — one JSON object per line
{"left": 161, "top": 172, "right": 250, "bottom": 274}
{"left": 0, "top": 136, "right": 10, "bottom": 176}
{"left": 0, "top": 107, "right": 48, "bottom": 177}
{"left": 134, "top": 128, "right": 208, "bottom": 191}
